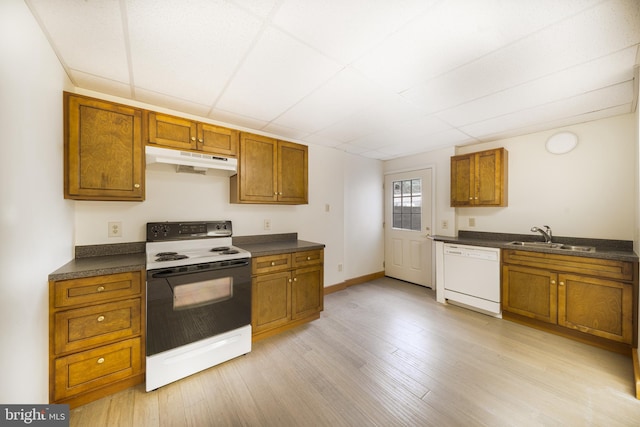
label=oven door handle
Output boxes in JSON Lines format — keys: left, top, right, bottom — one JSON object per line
{"left": 150, "top": 259, "right": 250, "bottom": 278}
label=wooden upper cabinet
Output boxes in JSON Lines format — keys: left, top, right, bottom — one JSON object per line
{"left": 146, "top": 112, "right": 238, "bottom": 157}
{"left": 231, "top": 133, "right": 308, "bottom": 204}
{"left": 64, "top": 93, "right": 144, "bottom": 201}
{"left": 451, "top": 147, "right": 507, "bottom": 207}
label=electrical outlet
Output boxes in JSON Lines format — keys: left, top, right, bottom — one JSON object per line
{"left": 338, "top": 263, "right": 343, "bottom": 272}
{"left": 263, "top": 219, "right": 271, "bottom": 230}
{"left": 469, "top": 217, "right": 476, "bottom": 227}
{"left": 441, "top": 220, "right": 449, "bottom": 229}
{"left": 108, "top": 221, "right": 122, "bottom": 237}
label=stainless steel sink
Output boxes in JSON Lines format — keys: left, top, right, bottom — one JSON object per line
{"left": 507, "top": 241, "right": 595, "bottom": 252}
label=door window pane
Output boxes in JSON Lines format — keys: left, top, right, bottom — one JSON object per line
{"left": 392, "top": 179, "right": 421, "bottom": 231}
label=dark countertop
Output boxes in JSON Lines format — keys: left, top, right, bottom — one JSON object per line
{"left": 233, "top": 233, "right": 325, "bottom": 257}
{"left": 49, "top": 252, "right": 146, "bottom": 281}
{"left": 432, "top": 231, "right": 638, "bottom": 262}
{"left": 49, "top": 234, "right": 325, "bottom": 281}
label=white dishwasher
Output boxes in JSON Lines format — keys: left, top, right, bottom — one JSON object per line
{"left": 443, "top": 243, "right": 501, "bottom": 316}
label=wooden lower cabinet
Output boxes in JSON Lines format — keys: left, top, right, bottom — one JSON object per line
{"left": 252, "top": 250, "right": 323, "bottom": 340}
{"left": 502, "top": 249, "right": 637, "bottom": 352}
{"left": 49, "top": 271, "right": 145, "bottom": 408}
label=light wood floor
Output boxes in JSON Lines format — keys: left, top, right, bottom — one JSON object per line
{"left": 70, "top": 277, "right": 640, "bottom": 426}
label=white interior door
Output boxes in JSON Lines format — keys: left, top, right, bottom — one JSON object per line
{"left": 384, "top": 169, "right": 433, "bottom": 288}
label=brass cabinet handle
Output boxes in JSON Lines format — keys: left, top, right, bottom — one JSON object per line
{"left": 134, "top": 183, "right": 140, "bottom": 188}
{"left": 97, "top": 315, "right": 105, "bottom": 322}
{"left": 559, "top": 281, "right": 565, "bottom": 286}
{"left": 288, "top": 278, "right": 292, "bottom": 283}
{"left": 293, "top": 278, "right": 297, "bottom": 282}
{"left": 307, "top": 256, "right": 311, "bottom": 261}
{"left": 97, "top": 357, "right": 105, "bottom": 364}
{"left": 191, "top": 137, "right": 196, "bottom": 141}
{"left": 97, "top": 286, "right": 105, "bottom": 292}
{"left": 198, "top": 139, "right": 203, "bottom": 143}
{"left": 551, "top": 280, "right": 556, "bottom": 285}
{"left": 271, "top": 261, "right": 276, "bottom": 266}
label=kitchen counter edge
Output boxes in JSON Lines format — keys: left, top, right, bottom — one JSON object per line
{"left": 432, "top": 233, "right": 638, "bottom": 262}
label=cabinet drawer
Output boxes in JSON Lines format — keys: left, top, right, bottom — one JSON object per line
{"left": 54, "top": 299, "right": 141, "bottom": 354}
{"left": 53, "top": 337, "right": 142, "bottom": 401}
{"left": 292, "top": 250, "right": 323, "bottom": 268}
{"left": 503, "top": 250, "right": 634, "bottom": 282}
{"left": 252, "top": 254, "right": 292, "bottom": 275}
{"left": 53, "top": 271, "right": 142, "bottom": 308}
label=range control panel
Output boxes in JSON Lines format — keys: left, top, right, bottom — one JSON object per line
{"left": 146, "top": 221, "right": 232, "bottom": 241}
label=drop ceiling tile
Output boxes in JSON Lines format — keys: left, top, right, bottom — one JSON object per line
{"left": 69, "top": 70, "right": 132, "bottom": 100}
{"left": 273, "top": 0, "right": 436, "bottom": 63}
{"left": 207, "top": 108, "right": 269, "bottom": 131}
{"left": 28, "top": 0, "right": 129, "bottom": 82}
{"left": 436, "top": 47, "right": 638, "bottom": 127}
{"left": 126, "top": 0, "right": 263, "bottom": 106}
{"left": 231, "top": 0, "right": 280, "bottom": 19}
{"left": 216, "top": 26, "right": 342, "bottom": 121}
{"left": 461, "top": 81, "right": 634, "bottom": 139}
{"left": 135, "top": 88, "right": 212, "bottom": 117}
{"left": 302, "top": 134, "right": 343, "bottom": 148}
{"left": 272, "top": 68, "right": 379, "bottom": 133}
{"left": 261, "top": 123, "right": 309, "bottom": 140}
{"left": 352, "top": 0, "right": 602, "bottom": 93}
{"left": 314, "top": 92, "right": 425, "bottom": 143}
{"left": 403, "top": 0, "right": 640, "bottom": 114}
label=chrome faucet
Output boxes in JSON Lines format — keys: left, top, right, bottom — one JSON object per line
{"left": 531, "top": 225, "right": 553, "bottom": 243}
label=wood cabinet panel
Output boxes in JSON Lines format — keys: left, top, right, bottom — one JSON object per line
{"left": 502, "top": 249, "right": 637, "bottom": 349}
{"left": 292, "top": 265, "right": 323, "bottom": 320}
{"left": 64, "top": 93, "right": 144, "bottom": 201}
{"left": 231, "top": 133, "right": 308, "bottom": 205}
{"left": 147, "top": 112, "right": 197, "bottom": 150}
{"left": 278, "top": 141, "right": 308, "bottom": 204}
{"left": 251, "top": 250, "right": 323, "bottom": 340}
{"left": 252, "top": 271, "right": 292, "bottom": 333}
{"left": 502, "top": 265, "right": 557, "bottom": 323}
{"left": 49, "top": 270, "right": 145, "bottom": 408}
{"left": 558, "top": 274, "right": 633, "bottom": 343}
{"left": 146, "top": 112, "right": 239, "bottom": 156}
{"left": 54, "top": 299, "right": 141, "bottom": 354}
{"left": 53, "top": 271, "right": 141, "bottom": 308}
{"left": 451, "top": 148, "right": 507, "bottom": 207}
{"left": 53, "top": 337, "right": 142, "bottom": 401}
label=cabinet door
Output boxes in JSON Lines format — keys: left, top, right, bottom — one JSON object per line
{"left": 291, "top": 266, "right": 323, "bottom": 320}
{"left": 277, "top": 141, "right": 308, "bottom": 204}
{"left": 502, "top": 265, "right": 557, "bottom": 324}
{"left": 65, "top": 93, "right": 144, "bottom": 201}
{"left": 450, "top": 154, "right": 473, "bottom": 207}
{"left": 197, "top": 123, "right": 238, "bottom": 156}
{"left": 147, "top": 112, "right": 197, "bottom": 150}
{"left": 476, "top": 149, "right": 506, "bottom": 206}
{"left": 252, "top": 271, "right": 291, "bottom": 333}
{"left": 558, "top": 274, "right": 633, "bottom": 344}
{"left": 238, "top": 133, "right": 278, "bottom": 202}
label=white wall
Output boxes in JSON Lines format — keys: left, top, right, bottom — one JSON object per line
{"left": 0, "top": 0, "right": 74, "bottom": 404}
{"left": 387, "top": 115, "right": 636, "bottom": 241}
{"left": 344, "top": 153, "right": 385, "bottom": 279}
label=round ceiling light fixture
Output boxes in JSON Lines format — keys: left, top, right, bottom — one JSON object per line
{"left": 546, "top": 131, "right": 578, "bottom": 154}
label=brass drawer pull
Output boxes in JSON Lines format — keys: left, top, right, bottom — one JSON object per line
{"left": 97, "top": 315, "right": 105, "bottom": 322}
{"left": 97, "top": 357, "right": 105, "bottom": 364}
{"left": 307, "top": 256, "right": 311, "bottom": 260}
{"left": 96, "top": 286, "right": 105, "bottom": 292}
{"left": 271, "top": 261, "right": 276, "bottom": 266}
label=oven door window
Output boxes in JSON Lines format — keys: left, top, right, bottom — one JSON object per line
{"left": 172, "top": 277, "right": 232, "bottom": 310}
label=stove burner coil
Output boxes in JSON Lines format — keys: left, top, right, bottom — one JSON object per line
{"left": 156, "top": 254, "right": 189, "bottom": 262}
{"left": 211, "top": 247, "right": 231, "bottom": 252}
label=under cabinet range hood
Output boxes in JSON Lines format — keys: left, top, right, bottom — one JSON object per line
{"left": 145, "top": 145, "right": 237, "bottom": 174}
